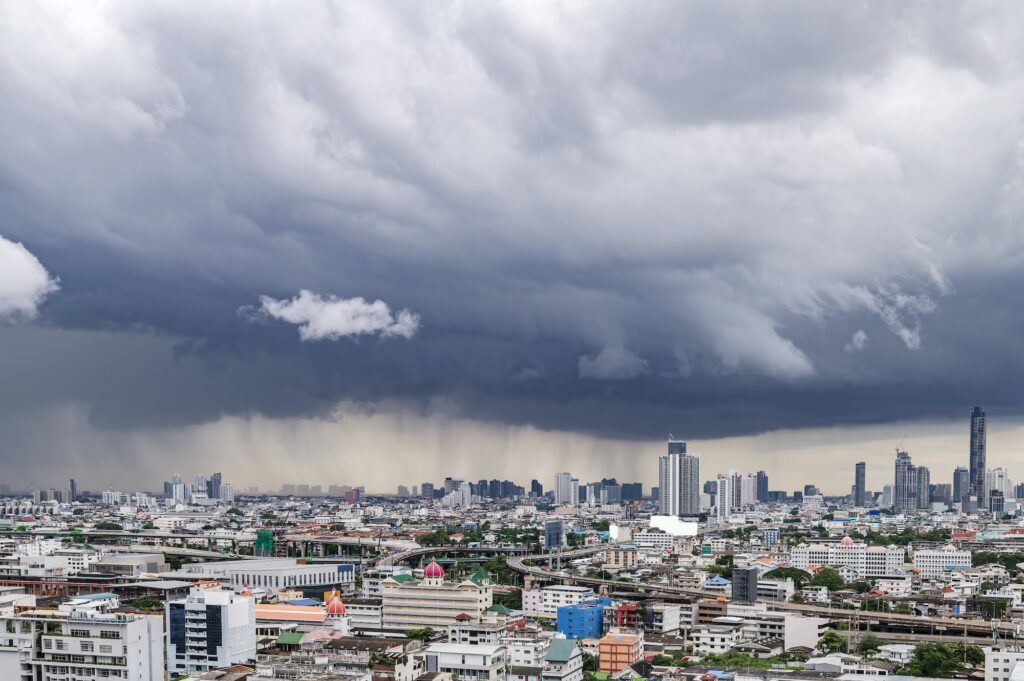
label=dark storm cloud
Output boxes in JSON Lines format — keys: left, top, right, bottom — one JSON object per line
{"left": 1, "top": 0, "right": 1024, "bottom": 478}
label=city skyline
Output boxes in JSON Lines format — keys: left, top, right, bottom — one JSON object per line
{"left": 4, "top": 4, "right": 1024, "bottom": 491}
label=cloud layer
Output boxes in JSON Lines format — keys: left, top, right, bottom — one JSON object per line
{"left": 0, "top": 236, "right": 59, "bottom": 318}
{"left": 253, "top": 290, "right": 420, "bottom": 340}
{"left": 1, "top": 3, "right": 1024, "bottom": 483}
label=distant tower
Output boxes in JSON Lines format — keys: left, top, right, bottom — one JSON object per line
{"left": 893, "top": 451, "right": 916, "bottom": 513}
{"left": 658, "top": 439, "right": 698, "bottom": 516}
{"left": 953, "top": 467, "right": 970, "bottom": 503}
{"left": 853, "top": 462, "right": 866, "bottom": 507}
{"left": 969, "top": 406, "right": 987, "bottom": 501}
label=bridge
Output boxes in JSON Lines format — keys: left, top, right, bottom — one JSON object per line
{"left": 507, "top": 546, "right": 1020, "bottom": 640}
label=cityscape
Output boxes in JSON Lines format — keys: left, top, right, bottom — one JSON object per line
{"left": 2, "top": 407, "right": 1024, "bottom": 681}
{"left": 6, "top": 3, "right": 1024, "bottom": 681}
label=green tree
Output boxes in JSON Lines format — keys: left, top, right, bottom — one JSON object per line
{"left": 905, "top": 643, "right": 980, "bottom": 677}
{"left": 582, "top": 653, "right": 598, "bottom": 672}
{"left": 763, "top": 567, "right": 811, "bottom": 587}
{"left": 818, "top": 630, "right": 845, "bottom": 654}
{"left": 810, "top": 567, "right": 845, "bottom": 591}
{"left": 858, "top": 635, "right": 885, "bottom": 655}
{"left": 226, "top": 507, "right": 243, "bottom": 516}
{"left": 94, "top": 521, "right": 123, "bottom": 531}
{"left": 404, "top": 627, "right": 436, "bottom": 642}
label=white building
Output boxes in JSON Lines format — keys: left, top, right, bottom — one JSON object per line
{"left": 422, "top": 642, "right": 507, "bottom": 681}
{"left": 555, "top": 474, "right": 579, "bottom": 506}
{"left": 381, "top": 560, "right": 492, "bottom": 630}
{"left": 0, "top": 603, "right": 163, "bottom": 681}
{"left": 790, "top": 537, "right": 905, "bottom": 578}
{"left": 913, "top": 545, "right": 972, "bottom": 579}
{"left": 183, "top": 558, "right": 355, "bottom": 595}
{"left": 522, "top": 585, "right": 594, "bottom": 619}
{"left": 166, "top": 588, "right": 256, "bottom": 676}
{"left": 986, "top": 647, "right": 1024, "bottom": 681}
{"left": 543, "top": 639, "right": 583, "bottom": 681}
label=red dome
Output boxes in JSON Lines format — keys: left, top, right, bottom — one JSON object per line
{"left": 423, "top": 559, "right": 445, "bottom": 578}
{"left": 326, "top": 589, "right": 346, "bottom": 616}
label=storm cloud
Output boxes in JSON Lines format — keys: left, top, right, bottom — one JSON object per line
{"left": 2, "top": 1, "right": 1024, "bottom": 487}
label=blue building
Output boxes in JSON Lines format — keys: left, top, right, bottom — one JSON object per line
{"left": 556, "top": 597, "right": 613, "bottom": 639}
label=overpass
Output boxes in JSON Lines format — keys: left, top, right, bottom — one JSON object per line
{"left": 507, "top": 546, "right": 1018, "bottom": 640}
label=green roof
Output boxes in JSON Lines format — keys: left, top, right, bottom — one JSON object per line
{"left": 546, "top": 639, "right": 578, "bottom": 663}
{"left": 486, "top": 604, "right": 512, "bottom": 614}
{"left": 390, "top": 574, "right": 416, "bottom": 584}
{"left": 276, "top": 632, "right": 304, "bottom": 646}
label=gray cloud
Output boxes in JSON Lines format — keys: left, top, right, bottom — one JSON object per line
{"left": 1, "top": 2, "right": 1024, "bottom": 484}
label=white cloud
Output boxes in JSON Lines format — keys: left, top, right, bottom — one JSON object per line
{"left": 253, "top": 290, "right": 420, "bottom": 340}
{"left": 578, "top": 345, "right": 649, "bottom": 380}
{"left": 845, "top": 329, "right": 868, "bottom": 353}
{"left": 0, "top": 235, "right": 59, "bottom": 319}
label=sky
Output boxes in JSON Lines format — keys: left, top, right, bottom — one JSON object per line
{"left": 2, "top": 2, "right": 1024, "bottom": 494}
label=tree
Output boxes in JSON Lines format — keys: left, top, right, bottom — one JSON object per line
{"left": 905, "top": 643, "right": 979, "bottom": 677}
{"left": 582, "top": 652, "right": 598, "bottom": 672}
{"left": 73, "top": 508, "right": 84, "bottom": 516}
{"left": 858, "top": 635, "right": 885, "bottom": 655}
{"left": 591, "top": 520, "right": 610, "bottom": 531}
{"left": 131, "top": 596, "right": 163, "bottom": 612}
{"left": 818, "top": 630, "right": 845, "bottom": 654}
{"left": 226, "top": 507, "right": 243, "bottom": 516}
{"left": 810, "top": 567, "right": 845, "bottom": 591}
{"left": 142, "top": 522, "right": 156, "bottom": 530}
{"left": 94, "top": 521, "right": 123, "bottom": 531}
{"left": 404, "top": 627, "right": 436, "bottom": 642}
{"left": 763, "top": 567, "right": 811, "bottom": 587}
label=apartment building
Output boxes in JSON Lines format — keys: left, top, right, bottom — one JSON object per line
{"left": 522, "top": 585, "right": 595, "bottom": 619}
{"left": 166, "top": 588, "right": 256, "bottom": 676}
{"left": 913, "top": 545, "right": 972, "bottom": 579}
{"left": 0, "top": 604, "right": 163, "bottom": 681}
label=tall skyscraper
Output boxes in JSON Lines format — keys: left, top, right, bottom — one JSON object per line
{"left": 69, "top": 478, "right": 78, "bottom": 502}
{"left": 915, "top": 466, "right": 931, "bottom": 509}
{"left": 554, "top": 472, "right": 579, "bottom": 506}
{"left": 657, "top": 440, "right": 699, "bottom": 516}
{"left": 969, "top": 406, "right": 987, "bottom": 500}
{"left": 716, "top": 474, "right": 733, "bottom": 519}
{"left": 854, "top": 462, "right": 866, "bottom": 507}
{"left": 893, "top": 450, "right": 916, "bottom": 513}
{"left": 755, "top": 471, "right": 769, "bottom": 503}
{"left": 953, "top": 466, "right": 969, "bottom": 502}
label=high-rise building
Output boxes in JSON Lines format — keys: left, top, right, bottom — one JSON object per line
{"left": 969, "top": 406, "right": 987, "bottom": 501}
{"left": 69, "top": 478, "right": 77, "bottom": 502}
{"left": 731, "top": 567, "right": 759, "bottom": 605}
{"left": 621, "top": 482, "right": 643, "bottom": 501}
{"left": 207, "top": 472, "right": 222, "bottom": 500}
{"left": 657, "top": 440, "right": 699, "bottom": 516}
{"left": 990, "top": 490, "right": 1005, "bottom": 514}
{"left": 854, "top": 462, "right": 866, "bottom": 507}
{"left": 167, "top": 588, "right": 256, "bottom": 676}
{"left": 554, "top": 473, "right": 579, "bottom": 506}
{"left": 716, "top": 474, "right": 732, "bottom": 519}
{"left": 755, "top": 471, "right": 769, "bottom": 503}
{"left": 421, "top": 482, "right": 435, "bottom": 499}
{"left": 986, "top": 467, "right": 1013, "bottom": 501}
{"left": 893, "top": 451, "right": 916, "bottom": 513}
{"left": 915, "top": 466, "right": 931, "bottom": 509}
{"left": 531, "top": 479, "right": 543, "bottom": 497}
{"left": 953, "top": 466, "right": 970, "bottom": 502}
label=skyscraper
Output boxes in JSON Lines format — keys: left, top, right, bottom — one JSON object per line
{"left": 953, "top": 466, "right": 969, "bottom": 502}
{"left": 716, "top": 474, "right": 732, "bottom": 519}
{"left": 969, "top": 406, "right": 987, "bottom": 500}
{"left": 554, "top": 472, "right": 579, "bottom": 506}
{"left": 854, "top": 462, "right": 866, "bottom": 507}
{"left": 893, "top": 450, "right": 916, "bottom": 513}
{"left": 755, "top": 471, "right": 769, "bottom": 503}
{"left": 915, "top": 466, "right": 931, "bottom": 509}
{"left": 657, "top": 439, "right": 699, "bottom": 516}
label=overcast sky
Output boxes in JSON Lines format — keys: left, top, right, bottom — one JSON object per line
{"left": 2, "top": 2, "right": 1024, "bottom": 494}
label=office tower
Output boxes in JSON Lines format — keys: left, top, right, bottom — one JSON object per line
{"left": 1015, "top": 483, "right": 1024, "bottom": 500}
{"left": 621, "top": 482, "right": 642, "bottom": 501}
{"left": 969, "top": 406, "right": 987, "bottom": 500}
{"left": 554, "top": 473, "right": 579, "bottom": 506}
{"left": 716, "top": 475, "right": 733, "bottom": 519}
{"left": 530, "top": 479, "right": 543, "bottom": 497}
{"left": 986, "top": 467, "right": 1012, "bottom": 500}
{"left": 421, "top": 482, "right": 434, "bottom": 499}
{"left": 990, "top": 490, "right": 1005, "bottom": 514}
{"left": 853, "top": 462, "right": 866, "bottom": 507}
{"left": 930, "top": 483, "right": 951, "bottom": 506}
{"left": 953, "top": 466, "right": 970, "bottom": 502}
{"left": 167, "top": 589, "right": 256, "bottom": 676}
{"left": 915, "top": 466, "right": 931, "bottom": 509}
{"left": 488, "top": 479, "right": 500, "bottom": 498}
{"left": 584, "top": 482, "right": 601, "bottom": 507}
{"left": 893, "top": 451, "right": 916, "bottom": 513}
{"left": 881, "top": 484, "right": 894, "bottom": 507}
{"left": 206, "top": 472, "right": 222, "bottom": 499}
{"left": 793, "top": 490, "right": 803, "bottom": 503}
{"left": 803, "top": 484, "right": 820, "bottom": 497}
{"left": 501, "top": 480, "right": 515, "bottom": 498}
{"left": 163, "top": 480, "right": 173, "bottom": 498}
{"left": 755, "top": 471, "right": 769, "bottom": 503}
{"left": 731, "top": 567, "right": 759, "bottom": 605}
{"left": 220, "top": 483, "right": 234, "bottom": 503}
{"left": 69, "top": 478, "right": 77, "bottom": 502}
{"left": 444, "top": 477, "right": 460, "bottom": 494}
{"left": 651, "top": 486, "right": 659, "bottom": 503}
{"left": 658, "top": 440, "right": 699, "bottom": 516}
